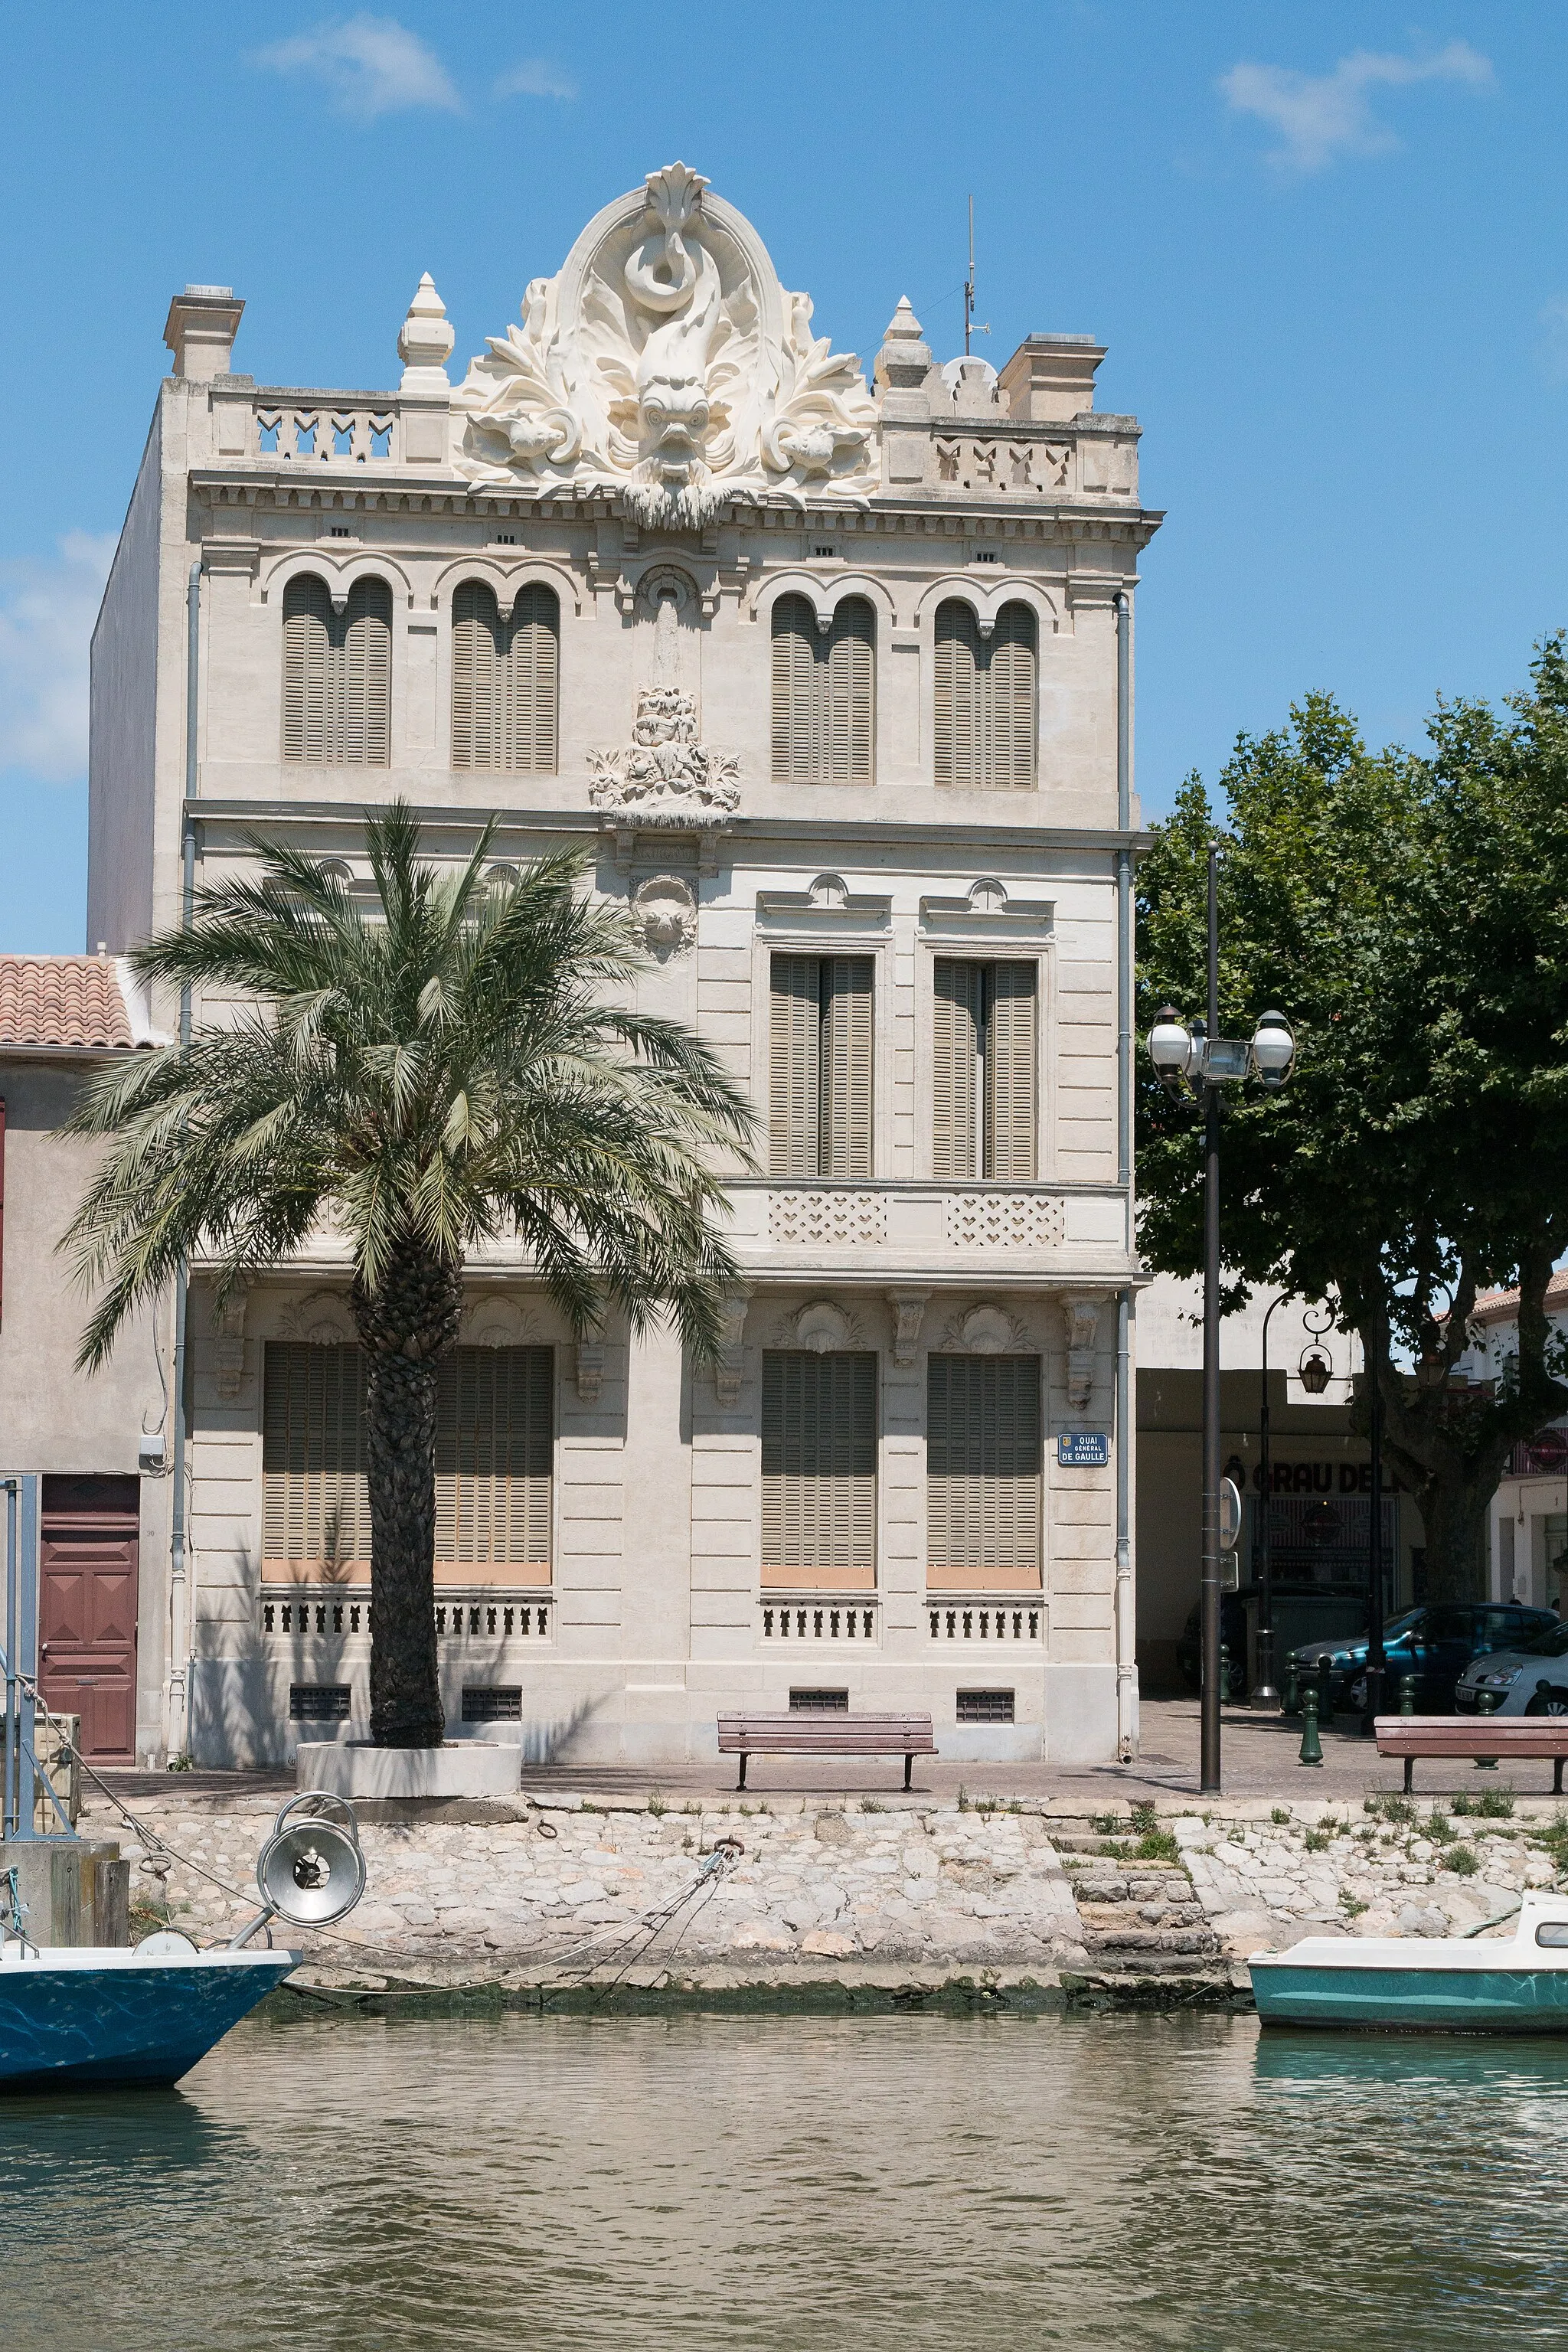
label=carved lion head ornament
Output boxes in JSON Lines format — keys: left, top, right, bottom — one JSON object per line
{"left": 453, "top": 163, "right": 880, "bottom": 525}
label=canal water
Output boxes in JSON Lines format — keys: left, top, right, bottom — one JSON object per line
{"left": 3, "top": 2009, "right": 1566, "bottom": 2349}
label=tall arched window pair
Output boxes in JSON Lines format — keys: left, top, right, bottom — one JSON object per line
{"left": 769, "top": 593, "right": 1037, "bottom": 789}
{"left": 281, "top": 575, "right": 560, "bottom": 771}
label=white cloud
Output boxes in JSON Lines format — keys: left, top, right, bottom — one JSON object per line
{"left": 494, "top": 58, "right": 576, "bottom": 101}
{"left": 249, "top": 15, "right": 459, "bottom": 121}
{"left": 0, "top": 532, "right": 116, "bottom": 782}
{"left": 1220, "top": 41, "right": 1492, "bottom": 174}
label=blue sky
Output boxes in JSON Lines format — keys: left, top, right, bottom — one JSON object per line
{"left": 2, "top": 2, "right": 1564, "bottom": 949}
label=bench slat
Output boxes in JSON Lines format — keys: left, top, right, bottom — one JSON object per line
{"left": 1374, "top": 1717, "right": 1568, "bottom": 1755}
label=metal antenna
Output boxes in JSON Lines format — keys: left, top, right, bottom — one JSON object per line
{"left": 963, "top": 196, "right": 990, "bottom": 356}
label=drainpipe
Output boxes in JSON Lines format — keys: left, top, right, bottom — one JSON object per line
{"left": 168, "top": 559, "right": 199, "bottom": 1758}
{"left": 1114, "top": 587, "right": 1135, "bottom": 1762}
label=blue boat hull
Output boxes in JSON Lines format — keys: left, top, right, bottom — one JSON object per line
{"left": 0, "top": 1955, "right": 296, "bottom": 2088}
{"left": 1253, "top": 1964, "right": 1568, "bottom": 2034}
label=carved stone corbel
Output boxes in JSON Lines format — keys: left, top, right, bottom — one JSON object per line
{"left": 887, "top": 1290, "right": 930, "bottom": 1367}
{"left": 1063, "top": 1293, "right": 1104, "bottom": 1413}
{"left": 211, "top": 1279, "right": 250, "bottom": 1401}
{"left": 574, "top": 1338, "right": 604, "bottom": 1403}
{"left": 714, "top": 1291, "right": 750, "bottom": 1408}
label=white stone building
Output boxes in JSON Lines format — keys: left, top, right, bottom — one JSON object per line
{"left": 80, "top": 164, "right": 1158, "bottom": 1769}
{"left": 1457, "top": 1276, "right": 1568, "bottom": 1611}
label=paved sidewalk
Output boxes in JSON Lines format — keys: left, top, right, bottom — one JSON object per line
{"left": 94, "top": 1698, "right": 1557, "bottom": 1811}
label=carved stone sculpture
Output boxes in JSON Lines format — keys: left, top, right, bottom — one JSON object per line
{"left": 590, "top": 686, "right": 738, "bottom": 825}
{"left": 632, "top": 874, "right": 697, "bottom": 955}
{"left": 452, "top": 163, "right": 880, "bottom": 524}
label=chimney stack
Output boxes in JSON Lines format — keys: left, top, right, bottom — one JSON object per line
{"left": 163, "top": 285, "right": 244, "bottom": 381}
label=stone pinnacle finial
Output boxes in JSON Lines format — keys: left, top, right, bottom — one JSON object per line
{"left": 398, "top": 273, "right": 455, "bottom": 392}
{"left": 884, "top": 296, "right": 923, "bottom": 341}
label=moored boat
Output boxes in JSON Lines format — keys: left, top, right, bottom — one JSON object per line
{"left": 1250, "top": 1893, "right": 1568, "bottom": 2032}
{"left": 0, "top": 1791, "right": 367, "bottom": 2089}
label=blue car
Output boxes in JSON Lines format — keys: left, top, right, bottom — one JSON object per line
{"left": 1293, "top": 1604, "right": 1557, "bottom": 1716}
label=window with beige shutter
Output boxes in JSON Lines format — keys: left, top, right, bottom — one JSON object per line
{"left": 761, "top": 1350, "right": 877, "bottom": 1588}
{"left": 282, "top": 574, "right": 392, "bottom": 766}
{"left": 932, "top": 959, "right": 1037, "bottom": 1178}
{"left": 933, "top": 598, "right": 1037, "bottom": 789}
{"left": 451, "top": 580, "right": 559, "bottom": 773}
{"left": 769, "top": 953, "right": 874, "bottom": 1178}
{"left": 263, "top": 1341, "right": 554, "bottom": 1580}
{"left": 771, "top": 594, "right": 875, "bottom": 782}
{"left": 926, "top": 1354, "right": 1043, "bottom": 1590}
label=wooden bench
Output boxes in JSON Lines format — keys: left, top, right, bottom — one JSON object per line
{"left": 1375, "top": 1714, "right": 1568, "bottom": 1795}
{"left": 717, "top": 1711, "right": 938, "bottom": 1792}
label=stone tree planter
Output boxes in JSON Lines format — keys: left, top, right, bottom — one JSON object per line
{"left": 295, "top": 1740, "right": 523, "bottom": 1800}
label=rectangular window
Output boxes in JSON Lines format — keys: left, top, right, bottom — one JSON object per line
{"left": 761, "top": 1350, "right": 877, "bottom": 1589}
{"left": 462, "top": 1685, "right": 523, "bottom": 1722}
{"left": 289, "top": 1683, "right": 352, "bottom": 1720}
{"left": 769, "top": 954, "right": 874, "bottom": 1178}
{"left": 932, "top": 959, "right": 1037, "bottom": 1179}
{"left": 263, "top": 1342, "right": 554, "bottom": 1581}
{"left": 957, "top": 1688, "right": 1015, "bottom": 1724}
{"left": 926, "top": 1354, "right": 1043, "bottom": 1590}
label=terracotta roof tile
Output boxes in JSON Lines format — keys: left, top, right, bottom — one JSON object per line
{"left": 0, "top": 955, "right": 136, "bottom": 1050}
{"left": 1471, "top": 1270, "right": 1568, "bottom": 1324}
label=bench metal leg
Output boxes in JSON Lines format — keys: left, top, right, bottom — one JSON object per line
{"left": 1404, "top": 1758, "right": 1414, "bottom": 1795}
{"left": 904, "top": 1752, "right": 913, "bottom": 1792}
{"left": 737, "top": 1753, "right": 747, "bottom": 1792}
{"left": 1557, "top": 1758, "right": 1564, "bottom": 1798}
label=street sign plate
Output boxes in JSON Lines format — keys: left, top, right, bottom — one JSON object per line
{"left": 1057, "top": 1432, "right": 1109, "bottom": 1468}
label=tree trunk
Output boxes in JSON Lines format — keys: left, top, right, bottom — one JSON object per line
{"left": 354, "top": 1248, "right": 462, "bottom": 1748}
{"left": 1407, "top": 1465, "right": 1491, "bottom": 1605}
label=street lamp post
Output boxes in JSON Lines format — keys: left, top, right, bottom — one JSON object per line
{"left": 1253, "top": 1293, "right": 1289, "bottom": 1710}
{"left": 1149, "top": 842, "right": 1295, "bottom": 1795}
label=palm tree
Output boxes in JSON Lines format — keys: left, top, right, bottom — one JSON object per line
{"left": 64, "top": 804, "right": 753, "bottom": 1746}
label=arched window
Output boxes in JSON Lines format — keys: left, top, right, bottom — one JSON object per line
{"left": 451, "top": 580, "right": 559, "bottom": 773}
{"left": 933, "top": 599, "right": 1037, "bottom": 790}
{"left": 771, "top": 593, "right": 875, "bottom": 783}
{"left": 282, "top": 574, "right": 392, "bottom": 766}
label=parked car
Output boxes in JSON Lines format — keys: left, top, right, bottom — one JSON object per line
{"left": 1177, "top": 1596, "right": 1250, "bottom": 1695}
{"left": 1455, "top": 1615, "right": 1568, "bottom": 1715}
{"left": 1300, "top": 1604, "right": 1559, "bottom": 1716}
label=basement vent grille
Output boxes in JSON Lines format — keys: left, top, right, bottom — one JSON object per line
{"left": 956, "top": 1688, "right": 1014, "bottom": 1724}
{"left": 789, "top": 1687, "right": 849, "bottom": 1712}
{"left": 289, "top": 1682, "right": 351, "bottom": 1720}
{"left": 462, "top": 1684, "right": 523, "bottom": 1722}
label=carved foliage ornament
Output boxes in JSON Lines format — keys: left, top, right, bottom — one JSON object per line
{"left": 453, "top": 163, "right": 880, "bottom": 524}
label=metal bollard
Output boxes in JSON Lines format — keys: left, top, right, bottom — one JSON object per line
{"left": 1399, "top": 1673, "right": 1416, "bottom": 1716}
{"left": 1298, "top": 1685, "right": 1324, "bottom": 1767}
{"left": 1475, "top": 1687, "right": 1499, "bottom": 1769}
{"left": 1283, "top": 1658, "right": 1300, "bottom": 1718}
{"left": 1318, "top": 1655, "right": 1336, "bottom": 1729}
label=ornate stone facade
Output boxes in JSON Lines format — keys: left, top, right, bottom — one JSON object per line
{"left": 87, "top": 165, "right": 1159, "bottom": 1770}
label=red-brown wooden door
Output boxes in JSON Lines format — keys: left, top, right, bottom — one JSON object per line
{"left": 38, "top": 1475, "right": 140, "bottom": 1763}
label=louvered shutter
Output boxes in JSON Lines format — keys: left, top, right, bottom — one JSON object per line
{"left": 761, "top": 1350, "right": 877, "bottom": 1586}
{"left": 933, "top": 959, "right": 982, "bottom": 1178}
{"left": 452, "top": 580, "right": 500, "bottom": 770}
{"left": 436, "top": 1345, "right": 553, "bottom": 1575}
{"left": 988, "top": 603, "right": 1037, "bottom": 790}
{"left": 771, "top": 595, "right": 817, "bottom": 782}
{"left": 934, "top": 600, "right": 982, "bottom": 789}
{"left": 282, "top": 576, "right": 332, "bottom": 764}
{"left": 262, "top": 1342, "right": 373, "bottom": 1572}
{"left": 769, "top": 954, "right": 822, "bottom": 1177}
{"left": 926, "top": 1354, "right": 1041, "bottom": 1587}
{"left": 824, "top": 598, "right": 875, "bottom": 783}
{"left": 984, "top": 961, "right": 1037, "bottom": 1178}
{"left": 820, "top": 956, "right": 874, "bottom": 1177}
{"left": 508, "top": 583, "right": 558, "bottom": 774}
{"left": 340, "top": 578, "right": 392, "bottom": 766}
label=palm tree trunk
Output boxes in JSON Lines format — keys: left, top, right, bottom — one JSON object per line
{"left": 354, "top": 1250, "right": 462, "bottom": 1747}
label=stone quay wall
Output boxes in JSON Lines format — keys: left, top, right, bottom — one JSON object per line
{"left": 80, "top": 1786, "right": 1568, "bottom": 1998}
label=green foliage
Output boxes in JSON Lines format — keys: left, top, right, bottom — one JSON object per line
{"left": 62, "top": 803, "right": 756, "bottom": 1367}
{"left": 1442, "top": 1843, "right": 1480, "bottom": 1876}
{"left": 1426, "top": 1808, "right": 1457, "bottom": 1844}
{"left": 1133, "top": 1828, "right": 1181, "bottom": 1864}
{"left": 1365, "top": 1792, "right": 1416, "bottom": 1824}
{"left": 1270, "top": 1807, "right": 1292, "bottom": 1825}
{"left": 1137, "top": 652, "right": 1568, "bottom": 1596}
